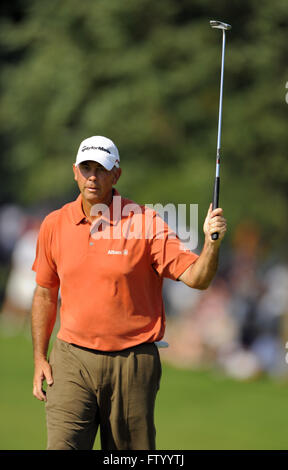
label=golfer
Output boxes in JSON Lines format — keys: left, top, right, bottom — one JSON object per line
{"left": 31, "top": 135, "right": 227, "bottom": 450}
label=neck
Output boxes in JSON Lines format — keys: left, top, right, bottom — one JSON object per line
{"left": 82, "top": 189, "right": 114, "bottom": 222}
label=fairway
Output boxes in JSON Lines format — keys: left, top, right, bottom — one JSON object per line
{"left": 0, "top": 331, "right": 288, "bottom": 450}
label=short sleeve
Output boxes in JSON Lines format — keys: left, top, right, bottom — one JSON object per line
{"left": 32, "top": 214, "right": 60, "bottom": 288}
{"left": 148, "top": 211, "right": 198, "bottom": 280}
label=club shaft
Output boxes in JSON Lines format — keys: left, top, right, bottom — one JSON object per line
{"left": 212, "top": 29, "right": 226, "bottom": 241}
{"left": 216, "top": 29, "right": 226, "bottom": 161}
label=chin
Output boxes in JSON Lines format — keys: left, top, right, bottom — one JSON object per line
{"left": 88, "top": 195, "right": 103, "bottom": 205}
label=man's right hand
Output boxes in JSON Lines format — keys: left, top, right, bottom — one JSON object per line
{"left": 33, "top": 358, "right": 54, "bottom": 402}
{"left": 31, "top": 284, "right": 58, "bottom": 402}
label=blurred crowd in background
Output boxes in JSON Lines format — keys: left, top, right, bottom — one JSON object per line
{"left": 1, "top": 201, "right": 287, "bottom": 382}
{"left": 162, "top": 224, "right": 288, "bottom": 381}
{"left": 1, "top": 2, "right": 288, "bottom": 382}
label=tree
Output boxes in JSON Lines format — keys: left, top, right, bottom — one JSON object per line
{"left": 0, "top": 0, "right": 287, "bottom": 251}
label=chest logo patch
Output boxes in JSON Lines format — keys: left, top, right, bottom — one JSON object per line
{"left": 107, "top": 249, "right": 128, "bottom": 255}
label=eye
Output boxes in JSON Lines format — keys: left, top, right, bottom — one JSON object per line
{"left": 80, "top": 162, "right": 90, "bottom": 170}
{"left": 96, "top": 165, "right": 108, "bottom": 173}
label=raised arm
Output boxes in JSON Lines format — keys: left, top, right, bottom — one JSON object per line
{"left": 31, "top": 284, "right": 59, "bottom": 401}
{"left": 179, "top": 204, "right": 227, "bottom": 289}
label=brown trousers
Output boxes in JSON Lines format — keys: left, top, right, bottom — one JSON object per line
{"left": 45, "top": 339, "right": 162, "bottom": 450}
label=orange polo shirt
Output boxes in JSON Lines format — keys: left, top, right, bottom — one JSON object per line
{"left": 32, "top": 190, "right": 198, "bottom": 351}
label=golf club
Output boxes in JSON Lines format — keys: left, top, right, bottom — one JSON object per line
{"left": 210, "top": 20, "right": 231, "bottom": 240}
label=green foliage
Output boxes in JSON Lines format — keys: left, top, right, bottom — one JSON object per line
{"left": 0, "top": 0, "right": 287, "bottom": 251}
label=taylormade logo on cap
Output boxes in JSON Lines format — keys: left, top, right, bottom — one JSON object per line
{"left": 75, "top": 136, "right": 120, "bottom": 171}
{"left": 82, "top": 146, "right": 111, "bottom": 154}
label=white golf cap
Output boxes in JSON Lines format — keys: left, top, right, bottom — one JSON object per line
{"left": 75, "top": 136, "right": 120, "bottom": 170}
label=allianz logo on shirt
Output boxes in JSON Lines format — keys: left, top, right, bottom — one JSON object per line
{"left": 107, "top": 249, "right": 129, "bottom": 255}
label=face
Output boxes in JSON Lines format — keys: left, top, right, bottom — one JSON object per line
{"left": 73, "top": 160, "right": 121, "bottom": 207}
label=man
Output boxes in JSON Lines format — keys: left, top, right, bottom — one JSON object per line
{"left": 31, "top": 135, "right": 227, "bottom": 450}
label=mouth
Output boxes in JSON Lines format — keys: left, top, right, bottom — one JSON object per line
{"left": 86, "top": 187, "right": 100, "bottom": 192}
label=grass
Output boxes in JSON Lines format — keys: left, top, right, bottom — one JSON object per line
{"left": 1, "top": 331, "right": 288, "bottom": 450}
{"left": 156, "top": 365, "right": 288, "bottom": 449}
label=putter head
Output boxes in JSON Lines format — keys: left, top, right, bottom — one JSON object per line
{"left": 210, "top": 20, "right": 232, "bottom": 31}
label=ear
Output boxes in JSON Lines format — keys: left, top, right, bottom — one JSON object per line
{"left": 72, "top": 164, "right": 78, "bottom": 181}
{"left": 112, "top": 167, "right": 122, "bottom": 185}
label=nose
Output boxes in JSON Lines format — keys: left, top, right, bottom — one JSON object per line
{"left": 88, "top": 167, "right": 100, "bottom": 179}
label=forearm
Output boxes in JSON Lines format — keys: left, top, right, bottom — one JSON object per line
{"left": 31, "top": 284, "right": 58, "bottom": 361}
{"left": 179, "top": 240, "right": 220, "bottom": 289}
{"left": 191, "top": 240, "right": 219, "bottom": 289}
{"left": 179, "top": 204, "right": 226, "bottom": 289}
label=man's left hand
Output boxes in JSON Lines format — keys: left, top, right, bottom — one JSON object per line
{"left": 203, "top": 204, "right": 227, "bottom": 243}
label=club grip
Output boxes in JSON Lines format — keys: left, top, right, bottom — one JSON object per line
{"left": 212, "top": 176, "right": 220, "bottom": 240}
